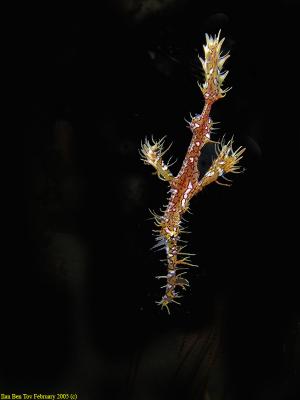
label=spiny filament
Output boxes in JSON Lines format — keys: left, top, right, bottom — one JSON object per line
{"left": 198, "top": 30, "right": 231, "bottom": 101}
{"left": 140, "top": 31, "right": 245, "bottom": 313}
{"left": 140, "top": 136, "right": 174, "bottom": 181}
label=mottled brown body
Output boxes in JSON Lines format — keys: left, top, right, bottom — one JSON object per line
{"left": 163, "top": 104, "right": 213, "bottom": 225}
{"left": 140, "top": 31, "right": 245, "bottom": 313}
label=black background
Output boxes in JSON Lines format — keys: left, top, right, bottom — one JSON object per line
{"left": 4, "top": 0, "right": 300, "bottom": 399}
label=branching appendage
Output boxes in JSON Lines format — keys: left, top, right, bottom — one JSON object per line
{"left": 140, "top": 136, "right": 174, "bottom": 182}
{"left": 140, "top": 31, "right": 246, "bottom": 314}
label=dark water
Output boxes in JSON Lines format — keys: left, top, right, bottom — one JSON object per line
{"left": 6, "top": 1, "right": 300, "bottom": 399}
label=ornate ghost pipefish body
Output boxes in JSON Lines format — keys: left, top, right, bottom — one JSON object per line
{"left": 140, "top": 31, "right": 245, "bottom": 313}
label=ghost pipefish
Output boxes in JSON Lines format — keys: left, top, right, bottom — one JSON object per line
{"left": 140, "top": 31, "right": 245, "bottom": 314}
